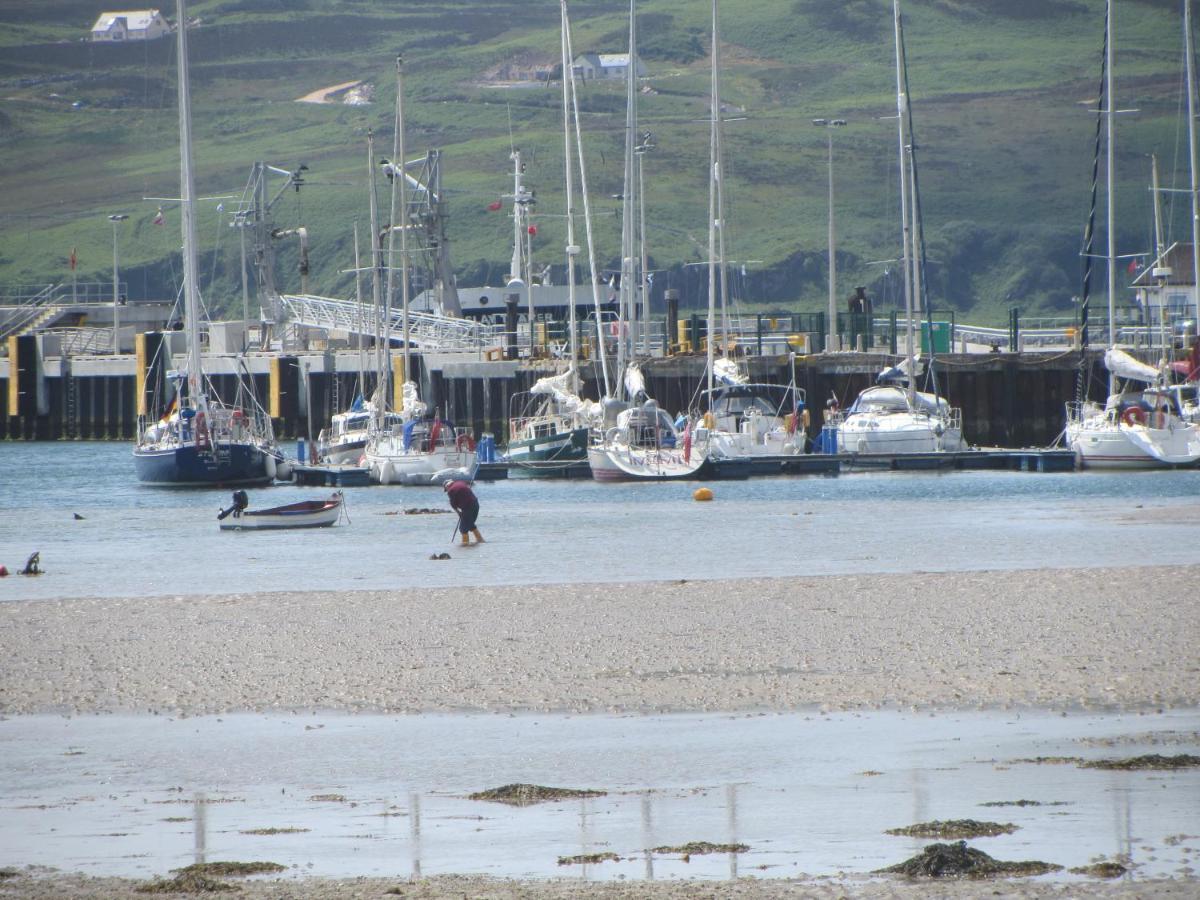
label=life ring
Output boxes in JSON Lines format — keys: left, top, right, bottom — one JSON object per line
{"left": 456, "top": 433, "right": 476, "bottom": 452}
{"left": 194, "top": 411, "right": 210, "bottom": 450}
{"left": 1120, "top": 407, "right": 1146, "bottom": 427}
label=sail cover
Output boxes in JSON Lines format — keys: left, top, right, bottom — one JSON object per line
{"left": 1104, "top": 348, "right": 1160, "bottom": 384}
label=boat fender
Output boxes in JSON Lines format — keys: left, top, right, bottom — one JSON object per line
{"left": 801, "top": 408, "right": 810, "bottom": 428}
{"left": 379, "top": 461, "right": 394, "bottom": 485}
{"left": 1121, "top": 406, "right": 1146, "bottom": 427}
{"left": 275, "top": 458, "right": 293, "bottom": 480}
{"left": 265, "top": 453, "right": 278, "bottom": 480}
{"left": 456, "top": 433, "right": 476, "bottom": 452}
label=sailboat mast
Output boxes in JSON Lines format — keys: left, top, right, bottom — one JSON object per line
{"left": 367, "top": 130, "right": 385, "bottom": 418}
{"left": 353, "top": 222, "right": 365, "bottom": 396}
{"left": 713, "top": 0, "right": 730, "bottom": 360}
{"left": 560, "top": 0, "right": 579, "bottom": 391}
{"left": 618, "top": 0, "right": 638, "bottom": 394}
{"left": 397, "top": 56, "right": 411, "bottom": 414}
{"left": 893, "top": 0, "right": 916, "bottom": 397}
{"left": 706, "top": 0, "right": 719, "bottom": 403}
{"left": 562, "top": 7, "right": 611, "bottom": 398}
{"left": 1151, "top": 155, "right": 1167, "bottom": 352}
{"left": 509, "top": 150, "right": 525, "bottom": 288}
{"left": 1106, "top": 0, "right": 1117, "bottom": 395}
{"left": 175, "top": 0, "right": 203, "bottom": 409}
{"left": 1185, "top": 0, "right": 1200, "bottom": 326}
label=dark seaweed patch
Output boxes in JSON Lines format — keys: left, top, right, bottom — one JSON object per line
{"left": 879, "top": 840, "right": 1061, "bottom": 878}
{"left": 468, "top": 783, "right": 606, "bottom": 806}
{"left": 886, "top": 820, "right": 1017, "bottom": 839}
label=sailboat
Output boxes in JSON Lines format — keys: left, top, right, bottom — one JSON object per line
{"left": 505, "top": 1, "right": 606, "bottom": 475}
{"left": 695, "top": 0, "right": 809, "bottom": 461}
{"left": 833, "top": 0, "right": 965, "bottom": 457}
{"left": 362, "top": 58, "right": 477, "bottom": 485}
{"left": 1065, "top": 0, "right": 1200, "bottom": 468}
{"left": 586, "top": 0, "right": 719, "bottom": 482}
{"left": 133, "top": 0, "right": 281, "bottom": 486}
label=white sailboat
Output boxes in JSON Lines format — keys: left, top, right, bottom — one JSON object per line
{"left": 696, "top": 0, "right": 809, "bottom": 461}
{"left": 362, "top": 58, "right": 477, "bottom": 485}
{"left": 587, "top": 0, "right": 717, "bottom": 481}
{"left": 834, "top": 0, "right": 965, "bottom": 457}
{"left": 133, "top": 0, "right": 281, "bottom": 486}
{"left": 1065, "top": 0, "right": 1200, "bottom": 469}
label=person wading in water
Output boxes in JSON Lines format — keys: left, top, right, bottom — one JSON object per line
{"left": 444, "top": 479, "right": 484, "bottom": 545}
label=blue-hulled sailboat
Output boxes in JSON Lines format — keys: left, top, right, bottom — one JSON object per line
{"left": 133, "top": 0, "right": 280, "bottom": 486}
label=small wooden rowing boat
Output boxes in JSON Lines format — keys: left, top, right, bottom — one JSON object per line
{"left": 219, "top": 491, "right": 344, "bottom": 530}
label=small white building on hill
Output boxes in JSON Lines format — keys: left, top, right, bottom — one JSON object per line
{"left": 572, "top": 53, "right": 647, "bottom": 81}
{"left": 91, "top": 9, "right": 171, "bottom": 42}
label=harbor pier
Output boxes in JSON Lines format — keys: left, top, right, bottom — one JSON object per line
{"left": 3, "top": 333, "right": 1095, "bottom": 449}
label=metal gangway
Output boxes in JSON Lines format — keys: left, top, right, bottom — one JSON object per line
{"left": 277, "top": 292, "right": 499, "bottom": 354}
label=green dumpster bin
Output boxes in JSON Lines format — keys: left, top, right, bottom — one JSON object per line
{"left": 920, "top": 321, "right": 951, "bottom": 353}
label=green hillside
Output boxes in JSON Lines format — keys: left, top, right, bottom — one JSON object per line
{"left": 0, "top": 0, "right": 1191, "bottom": 325}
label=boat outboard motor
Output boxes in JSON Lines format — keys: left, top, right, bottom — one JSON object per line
{"left": 217, "top": 490, "right": 250, "bottom": 521}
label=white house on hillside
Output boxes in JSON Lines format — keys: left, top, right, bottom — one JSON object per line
{"left": 571, "top": 53, "right": 647, "bottom": 80}
{"left": 91, "top": 9, "right": 171, "bottom": 42}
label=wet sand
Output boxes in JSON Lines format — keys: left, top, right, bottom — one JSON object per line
{"left": 1, "top": 566, "right": 1197, "bottom": 716}
{"left": 1, "top": 566, "right": 1197, "bottom": 898}
{"left": 0, "top": 872, "right": 1195, "bottom": 899}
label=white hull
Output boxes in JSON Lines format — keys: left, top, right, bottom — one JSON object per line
{"left": 587, "top": 443, "right": 711, "bottom": 481}
{"left": 710, "top": 429, "right": 805, "bottom": 458}
{"left": 837, "top": 413, "right": 965, "bottom": 455}
{"left": 365, "top": 438, "right": 477, "bottom": 485}
{"left": 220, "top": 495, "right": 343, "bottom": 530}
{"left": 321, "top": 436, "right": 367, "bottom": 466}
{"left": 1066, "top": 420, "right": 1200, "bottom": 469}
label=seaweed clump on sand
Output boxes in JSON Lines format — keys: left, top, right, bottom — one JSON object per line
{"left": 878, "top": 840, "right": 1061, "bottom": 878}
{"left": 1070, "top": 861, "right": 1129, "bottom": 878}
{"left": 557, "top": 852, "right": 621, "bottom": 866}
{"left": 467, "top": 784, "right": 606, "bottom": 806}
{"left": 136, "top": 871, "right": 236, "bottom": 894}
{"left": 886, "top": 820, "right": 1017, "bottom": 839}
{"left": 0, "top": 869, "right": 18, "bottom": 880}
{"left": 173, "top": 862, "right": 285, "bottom": 878}
{"left": 1081, "top": 753, "right": 1200, "bottom": 770}
{"left": 650, "top": 841, "right": 749, "bottom": 860}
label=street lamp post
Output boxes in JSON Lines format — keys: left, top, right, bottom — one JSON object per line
{"left": 108, "top": 214, "right": 129, "bottom": 353}
{"left": 813, "top": 118, "right": 846, "bottom": 352}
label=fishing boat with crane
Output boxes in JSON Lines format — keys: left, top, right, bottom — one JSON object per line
{"left": 361, "top": 58, "right": 476, "bottom": 485}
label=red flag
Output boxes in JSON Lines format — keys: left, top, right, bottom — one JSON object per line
{"left": 487, "top": 200, "right": 502, "bottom": 212}
{"left": 428, "top": 417, "right": 443, "bottom": 451}
{"left": 527, "top": 224, "right": 538, "bottom": 236}
{"left": 153, "top": 207, "right": 165, "bottom": 226}
{"left": 68, "top": 247, "right": 77, "bottom": 271}
{"left": 1126, "top": 257, "right": 1139, "bottom": 275}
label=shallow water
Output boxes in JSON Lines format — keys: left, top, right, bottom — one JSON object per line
{"left": 3, "top": 442, "right": 1200, "bottom": 601}
{"left": 0, "top": 710, "right": 1197, "bottom": 882}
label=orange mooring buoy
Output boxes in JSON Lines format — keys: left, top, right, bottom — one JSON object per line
{"left": 693, "top": 487, "right": 714, "bottom": 502}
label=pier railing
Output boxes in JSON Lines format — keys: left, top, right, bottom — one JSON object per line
{"left": 278, "top": 292, "right": 497, "bottom": 354}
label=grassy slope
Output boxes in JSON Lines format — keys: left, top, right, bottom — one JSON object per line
{"left": 0, "top": 0, "right": 1189, "bottom": 325}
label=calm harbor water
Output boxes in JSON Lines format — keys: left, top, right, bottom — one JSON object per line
{"left": 3, "top": 441, "right": 1200, "bottom": 601}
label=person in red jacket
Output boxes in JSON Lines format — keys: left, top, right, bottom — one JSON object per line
{"left": 443, "top": 479, "right": 484, "bottom": 545}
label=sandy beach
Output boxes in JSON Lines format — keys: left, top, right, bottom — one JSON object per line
{"left": 1, "top": 566, "right": 1197, "bottom": 898}
{"left": 1, "top": 566, "right": 1197, "bottom": 716}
